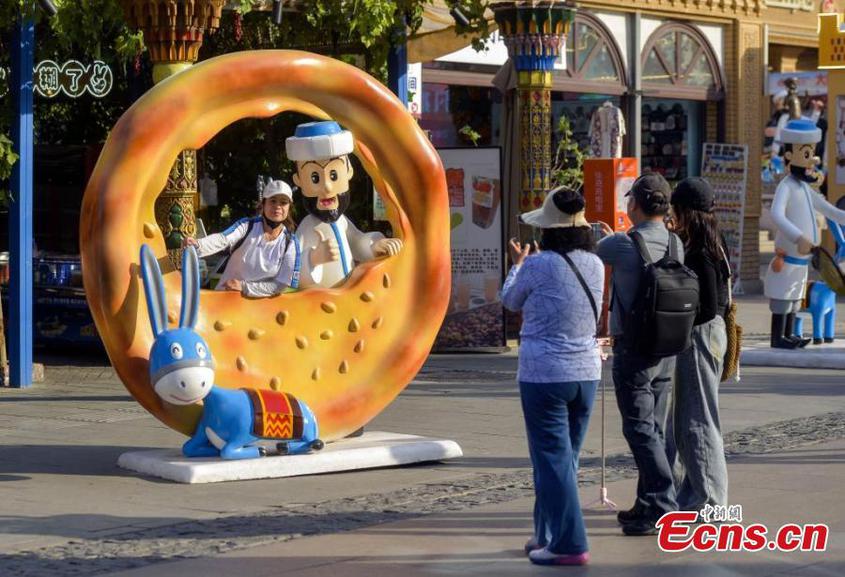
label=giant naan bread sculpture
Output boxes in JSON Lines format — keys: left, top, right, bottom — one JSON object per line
{"left": 81, "top": 51, "right": 450, "bottom": 442}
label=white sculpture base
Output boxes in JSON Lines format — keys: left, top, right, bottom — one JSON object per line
{"left": 117, "top": 431, "right": 463, "bottom": 484}
{"left": 741, "top": 342, "right": 845, "bottom": 369}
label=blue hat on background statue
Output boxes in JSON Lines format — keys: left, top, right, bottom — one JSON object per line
{"left": 285, "top": 121, "right": 354, "bottom": 162}
{"left": 781, "top": 118, "right": 822, "bottom": 145}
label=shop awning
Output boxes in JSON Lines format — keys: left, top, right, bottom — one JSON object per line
{"left": 408, "top": 2, "right": 497, "bottom": 64}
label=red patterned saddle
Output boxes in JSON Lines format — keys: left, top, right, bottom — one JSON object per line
{"left": 243, "top": 389, "right": 305, "bottom": 440}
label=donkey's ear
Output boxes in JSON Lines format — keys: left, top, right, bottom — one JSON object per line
{"left": 140, "top": 244, "right": 167, "bottom": 336}
{"left": 179, "top": 246, "right": 200, "bottom": 329}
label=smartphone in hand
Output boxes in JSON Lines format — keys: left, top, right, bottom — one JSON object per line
{"left": 591, "top": 221, "right": 614, "bottom": 241}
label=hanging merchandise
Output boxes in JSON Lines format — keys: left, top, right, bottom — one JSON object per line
{"left": 701, "top": 143, "right": 748, "bottom": 294}
{"left": 588, "top": 101, "right": 626, "bottom": 158}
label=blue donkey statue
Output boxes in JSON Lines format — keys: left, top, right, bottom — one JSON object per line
{"left": 140, "top": 244, "right": 324, "bottom": 460}
{"left": 794, "top": 280, "right": 836, "bottom": 345}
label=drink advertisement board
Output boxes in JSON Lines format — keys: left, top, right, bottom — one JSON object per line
{"left": 434, "top": 147, "right": 506, "bottom": 350}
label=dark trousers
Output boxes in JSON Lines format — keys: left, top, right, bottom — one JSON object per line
{"left": 520, "top": 380, "right": 598, "bottom": 555}
{"left": 612, "top": 343, "right": 678, "bottom": 518}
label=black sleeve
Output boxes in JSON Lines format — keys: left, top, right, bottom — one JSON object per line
{"left": 687, "top": 252, "right": 718, "bottom": 324}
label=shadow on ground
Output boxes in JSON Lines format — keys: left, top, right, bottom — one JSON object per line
{"left": 0, "top": 445, "right": 152, "bottom": 478}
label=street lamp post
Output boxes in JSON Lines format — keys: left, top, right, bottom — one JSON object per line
{"left": 8, "top": 13, "right": 35, "bottom": 388}
{"left": 492, "top": 1, "right": 575, "bottom": 212}
{"left": 119, "top": 0, "right": 226, "bottom": 267}
{"left": 388, "top": 20, "right": 409, "bottom": 105}
{"left": 7, "top": 1, "right": 58, "bottom": 387}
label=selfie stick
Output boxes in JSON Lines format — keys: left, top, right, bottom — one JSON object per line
{"left": 586, "top": 340, "right": 617, "bottom": 510}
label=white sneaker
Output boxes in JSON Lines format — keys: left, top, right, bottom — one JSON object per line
{"left": 524, "top": 536, "right": 543, "bottom": 555}
{"left": 528, "top": 547, "right": 590, "bottom": 566}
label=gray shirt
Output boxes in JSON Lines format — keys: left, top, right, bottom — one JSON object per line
{"left": 596, "top": 220, "right": 685, "bottom": 336}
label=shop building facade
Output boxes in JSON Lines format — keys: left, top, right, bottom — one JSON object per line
{"left": 417, "top": 0, "right": 830, "bottom": 291}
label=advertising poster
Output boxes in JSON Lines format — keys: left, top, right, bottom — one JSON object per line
{"left": 701, "top": 143, "right": 748, "bottom": 293}
{"left": 433, "top": 147, "right": 506, "bottom": 350}
{"left": 767, "top": 71, "right": 828, "bottom": 98}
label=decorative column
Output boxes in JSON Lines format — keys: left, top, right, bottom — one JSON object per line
{"left": 120, "top": 0, "right": 225, "bottom": 265}
{"left": 493, "top": 1, "right": 575, "bottom": 212}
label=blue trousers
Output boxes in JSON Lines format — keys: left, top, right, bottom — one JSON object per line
{"left": 520, "top": 379, "right": 598, "bottom": 555}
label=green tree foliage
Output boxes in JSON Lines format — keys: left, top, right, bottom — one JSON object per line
{"left": 0, "top": 0, "right": 491, "bottom": 219}
{"left": 193, "top": 2, "right": 490, "bottom": 231}
{"left": 0, "top": 0, "right": 142, "bottom": 203}
{"left": 552, "top": 115, "right": 585, "bottom": 191}
{"left": 0, "top": 134, "right": 18, "bottom": 204}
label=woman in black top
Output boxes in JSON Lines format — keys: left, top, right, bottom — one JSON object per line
{"left": 669, "top": 177, "right": 729, "bottom": 511}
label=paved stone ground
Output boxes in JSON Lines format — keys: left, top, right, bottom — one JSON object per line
{"left": 1, "top": 340, "right": 845, "bottom": 576}
{"left": 2, "top": 410, "right": 844, "bottom": 577}
{"left": 0, "top": 299, "right": 843, "bottom": 574}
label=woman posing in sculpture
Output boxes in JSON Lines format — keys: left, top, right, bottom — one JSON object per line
{"left": 183, "top": 180, "right": 300, "bottom": 297}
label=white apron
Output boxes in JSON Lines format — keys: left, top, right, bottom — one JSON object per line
{"left": 764, "top": 259, "right": 810, "bottom": 302}
{"left": 764, "top": 175, "right": 817, "bottom": 302}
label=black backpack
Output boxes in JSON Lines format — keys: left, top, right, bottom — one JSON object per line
{"left": 624, "top": 231, "right": 699, "bottom": 358}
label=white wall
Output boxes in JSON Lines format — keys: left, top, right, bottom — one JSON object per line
{"left": 434, "top": 30, "right": 510, "bottom": 67}
{"left": 641, "top": 17, "right": 664, "bottom": 53}
{"left": 696, "top": 23, "right": 724, "bottom": 69}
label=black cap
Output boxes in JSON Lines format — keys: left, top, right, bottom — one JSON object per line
{"left": 671, "top": 177, "right": 715, "bottom": 213}
{"left": 627, "top": 173, "right": 671, "bottom": 215}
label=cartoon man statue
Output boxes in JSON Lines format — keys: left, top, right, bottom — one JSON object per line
{"left": 285, "top": 121, "right": 403, "bottom": 288}
{"left": 765, "top": 118, "right": 845, "bottom": 349}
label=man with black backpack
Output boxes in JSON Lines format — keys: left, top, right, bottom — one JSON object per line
{"left": 597, "top": 173, "right": 699, "bottom": 536}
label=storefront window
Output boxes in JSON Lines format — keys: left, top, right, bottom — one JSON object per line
{"left": 419, "top": 83, "right": 501, "bottom": 148}
{"left": 655, "top": 35, "right": 676, "bottom": 77}
{"left": 584, "top": 45, "right": 619, "bottom": 83}
{"left": 679, "top": 33, "right": 698, "bottom": 73}
{"left": 642, "top": 24, "right": 721, "bottom": 96}
{"left": 644, "top": 50, "right": 673, "bottom": 84}
{"left": 687, "top": 56, "right": 715, "bottom": 87}
{"left": 642, "top": 99, "right": 703, "bottom": 186}
{"left": 640, "top": 22, "right": 722, "bottom": 184}
{"left": 571, "top": 23, "right": 599, "bottom": 70}
{"left": 562, "top": 15, "right": 623, "bottom": 87}
{"left": 551, "top": 93, "right": 622, "bottom": 158}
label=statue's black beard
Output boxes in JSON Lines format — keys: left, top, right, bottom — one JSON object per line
{"left": 303, "top": 192, "right": 350, "bottom": 223}
{"left": 790, "top": 164, "right": 819, "bottom": 184}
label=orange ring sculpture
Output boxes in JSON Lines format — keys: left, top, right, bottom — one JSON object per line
{"left": 80, "top": 51, "right": 450, "bottom": 441}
